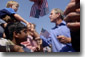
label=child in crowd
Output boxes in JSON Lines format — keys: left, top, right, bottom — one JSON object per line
{"left": 21, "top": 23, "right": 43, "bottom": 52}
{"left": 0, "top": 1, "right": 30, "bottom": 28}
{"left": 4, "top": 22, "right": 31, "bottom": 52}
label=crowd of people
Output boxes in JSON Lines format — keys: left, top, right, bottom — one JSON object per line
{"left": 0, "top": 0, "right": 80, "bottom": 52}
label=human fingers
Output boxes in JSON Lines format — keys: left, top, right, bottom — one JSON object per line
{"left": 57, "top": 35, "right": 64, "bottom": 39}
{"left": 64, "top": 2, "right": 75, "bottom": 15}
{"left": 67, "top": 22, "right": 80, "bottom": 31}
{"left": 57, "top": 35, "right": 71, "bottom": 43}
{"left": 57, "top": 35, "right": 67, "bottom": 44}
{"left": 76, "top": 8, "right": 80, "bottom": 13}
{"left": 64, "top": 12, "right": 80, "bottom": 22}
{"left": 27, "top": 23, "right": 31, "bottom": 30}
{"left": 57, "top": 35, "right": 65, "bottom": 42}
{"left": 64, "top": 1, "right": 80, "bottom": 15}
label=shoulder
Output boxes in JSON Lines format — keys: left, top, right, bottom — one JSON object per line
{"left": 5, "top": 8, "right": 13, "bottom": 11}
{"left": 0, "top": 38, "right": 8, "bottom": 46}
{"left": 5, "top": 8, "right": 16, "bottom": 14}
{"left": 58, "top": 21, "right": 70, "bottom": 30}
{"left": 58, "top": 25, "right": 70, "bottom": 33}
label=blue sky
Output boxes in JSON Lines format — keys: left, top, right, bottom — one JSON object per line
{"left": 0, "top": 0, "right": 70, "bottom": 34}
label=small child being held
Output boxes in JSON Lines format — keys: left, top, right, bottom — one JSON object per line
{"left": 0, "top": 1, "right": 30, "bottom": 28}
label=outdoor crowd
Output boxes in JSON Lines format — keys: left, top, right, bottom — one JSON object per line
{"left": 0, "top": 0, "right": 80, "bottom": 52}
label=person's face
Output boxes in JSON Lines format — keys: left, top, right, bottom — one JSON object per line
{"left": 30, "top": 24, "right": 35, "bottom": 32}
{"left": 17, "top": 29, "right": 28, "bottom": 41}
{"left": 11, "top": 3, "right": 19, "bottom": 12}
{"left": 49, "top": 10, "right": 58, "bottom": 22}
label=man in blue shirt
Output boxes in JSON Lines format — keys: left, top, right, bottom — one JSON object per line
{"left": 49, "top": 8, "right": 75, "bottom": 52}
{"left": 40, "top": 35, "right": 51, "bottom": 47}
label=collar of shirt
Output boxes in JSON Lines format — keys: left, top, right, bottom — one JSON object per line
{"left": 52, "top": 20, "right": 66, "bottom": 29}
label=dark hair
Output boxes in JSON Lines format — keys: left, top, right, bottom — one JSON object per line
{"left": 5, "top": 22, "right": 27, "bottom": 40}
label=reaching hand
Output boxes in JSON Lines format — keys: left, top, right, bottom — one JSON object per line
{"left": 57, "top": 35, "right": 71, "bottom": 44}
{"left": 26, "top": 22, "right": 31, "bottom": 30}
{"left": 64, "top": 0, "right": 80, "bottom": 31}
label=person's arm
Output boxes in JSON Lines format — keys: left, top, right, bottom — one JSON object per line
{"left": 13, "top": 14, "right": 30, "bottom": 28}
{"left": 64, "top": 12, "right": 80, "bottom": 22}
{"left": 12, "top": 45, "right": 24, "bottom": 52}
{"left": 64, "top": 0, "right": 80, "bottom": 15}
{"left": 57, "top": 35, "right": 71, "bottom": 44}
{"left": 13, "top": 14, "right": 28, "bottom": 24}
{"left": 64, "top": 0, "right": 80, "bottom": 31}
{"left": 0, "top": 23, "right": 7, "bottom": 29}
{"left": 0, "top": 45, "right": 24, "bottom": 52}
{"left": 67, "top": 22, "right": 80, "bottom": 31}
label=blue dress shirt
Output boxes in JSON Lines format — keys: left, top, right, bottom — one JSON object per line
{"left": 50, "top": 21, "right": 75, "bottom": 52}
